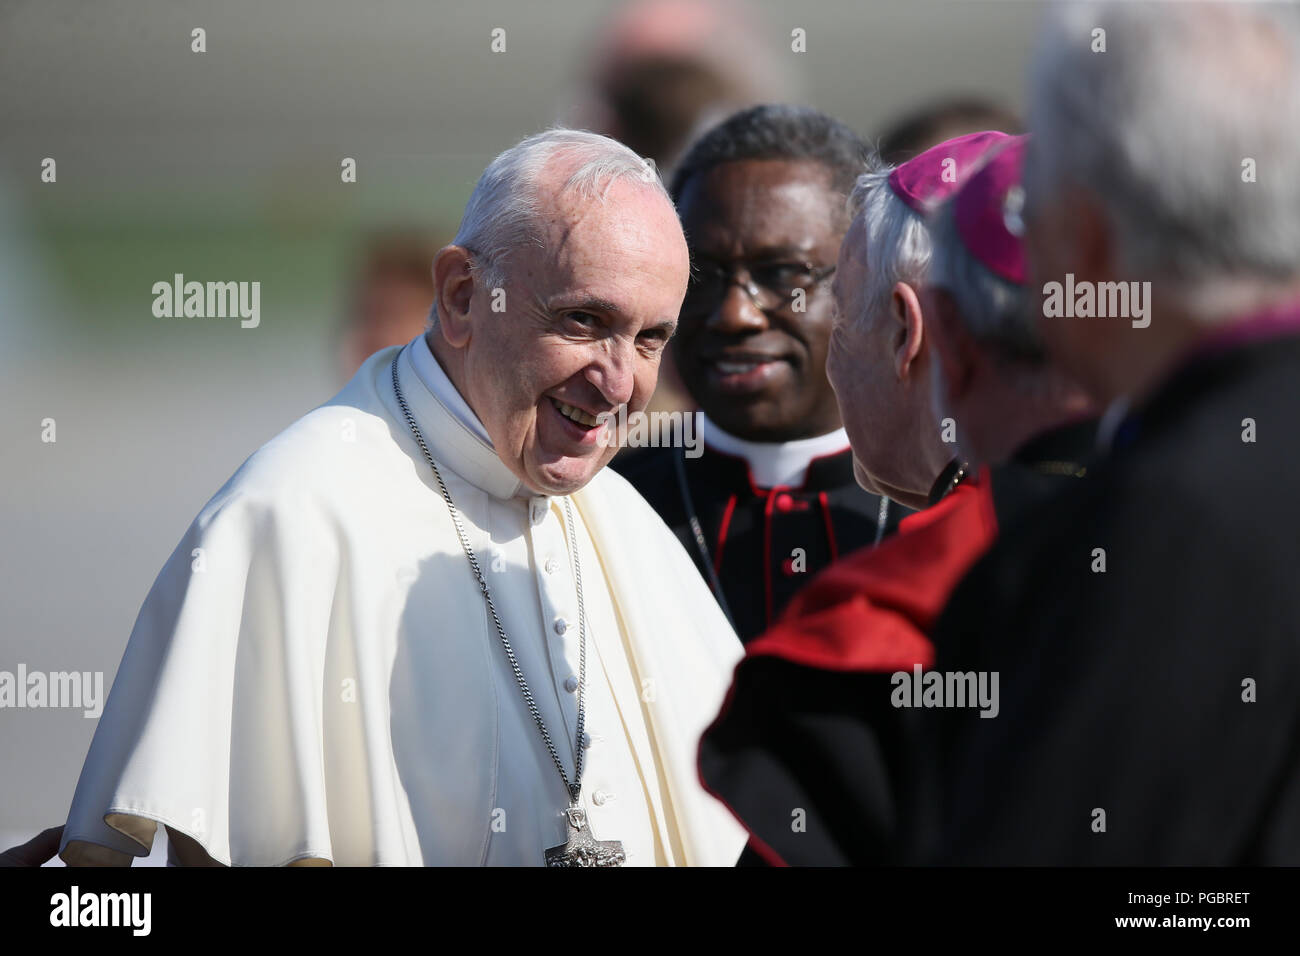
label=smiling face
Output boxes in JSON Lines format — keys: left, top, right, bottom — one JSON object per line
{"left": 672, "top": 159, "right": 847, "bottom": 441}
{"left": 442, "top": 175, "right": 689, "bottom": 496}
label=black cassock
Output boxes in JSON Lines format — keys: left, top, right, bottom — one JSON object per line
{"left": 912, "top": 319, "right": 1300, "bottom": 865}
{"left": 694, "top": 423, "right": 1095, "bottom": 866}
{"left": 614, "top": 443, "right": 906, "bottom": 643}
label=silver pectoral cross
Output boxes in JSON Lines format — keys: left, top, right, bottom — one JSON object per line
{"left": 545, "top": 805, "right": 626, "bottom": 867}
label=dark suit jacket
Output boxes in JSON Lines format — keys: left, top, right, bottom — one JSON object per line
{"left": 917, "top": 324, "right": 1300, "bottom": 865}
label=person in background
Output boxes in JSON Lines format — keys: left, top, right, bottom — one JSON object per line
{"left": 568, "top": 0, "right": 796, "bottom": 414}
{"left": 875, "top": 96, "right": 1022, "bottom": 166}
{"left": 337, "top": 233, "right": 444, "bottom": 380}
{"left": 615, "top": 105, "right": 904, "bottom": 645}
{"left": 569, "top": 0, "right": 792, "bottom": 175}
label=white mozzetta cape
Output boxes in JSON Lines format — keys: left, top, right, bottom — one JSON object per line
{"left": 60, "top": 342, "right": 747, "bottom": 866}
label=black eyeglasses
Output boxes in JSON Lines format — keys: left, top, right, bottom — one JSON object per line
{"left": 683, "top": 259, "right": 837, "bottom": 312}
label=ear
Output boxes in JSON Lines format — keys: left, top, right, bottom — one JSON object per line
{"left": 889, "top": 281, "right": 926, "bottom": 380}
{"left": 928, "top": 289, "right": 977, "bottom": 405}
{"left": 432, "top": 245, "right": 476, "bottom": 349}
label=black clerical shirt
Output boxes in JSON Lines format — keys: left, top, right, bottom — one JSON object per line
{"left": 614, "top": 440, "right": 906, "bottom": 642}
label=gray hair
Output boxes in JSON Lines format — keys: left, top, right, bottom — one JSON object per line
{"left": 846, "top": 153, "right": 934, "bottom": 328}
{"left": 430, "top": 128, "right": 669, "bottom": 327}
{"left": 928, "top": 198, "right": 1039, "bottom": 363}
{"left": 1027, "top": 1, "right": 1300, "bottom": 299}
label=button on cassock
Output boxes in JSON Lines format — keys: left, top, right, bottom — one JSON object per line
{"left": 554, "top": 617, "right": 568, "bottom": 635}
{"left": 564, "top": 675, "right": 579, "bottom": 693}
{"left": 544, "top": 556, "right": 560, "bottom": 574}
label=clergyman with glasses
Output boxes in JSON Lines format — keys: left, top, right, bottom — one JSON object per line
{"left": 616, "top": 105, "right": 909, "bottom": 645}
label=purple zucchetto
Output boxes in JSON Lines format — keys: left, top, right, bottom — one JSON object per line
{"left": 950, "top": 134, "right": 1030, "bottom": 284}
{"left": 886, "top": 130, "right": 1014, "bottom": 215}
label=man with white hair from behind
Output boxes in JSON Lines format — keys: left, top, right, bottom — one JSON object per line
{"left": 916, "top": 0, "right": 1300, "bottom": 865}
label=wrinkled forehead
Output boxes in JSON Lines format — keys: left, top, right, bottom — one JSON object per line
{"left": 504, "top": 182, "right": 688, "bottom": 325}
{"left": 538, "top": 182, "right": 687, "bottom": 274}
{"left": 679, "top": 159, "right": 846, "bottom": 251}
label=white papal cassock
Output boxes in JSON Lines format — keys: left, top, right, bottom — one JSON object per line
{"left": 59, "top": 334, "right": 747, "bottom": 866}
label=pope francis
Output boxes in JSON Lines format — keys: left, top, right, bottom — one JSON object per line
{"left": 59, "top": 129, "right": 748, "bottom": 867}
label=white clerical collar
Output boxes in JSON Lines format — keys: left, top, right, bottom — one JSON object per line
{"left": 409, "top": 331, "right": 493, "bottom": 445}
{"left": 393, "top": 333, "right": 527, "bottom": 500}
{"left": 699, "top": 413, "right": 851, "bottom": 489}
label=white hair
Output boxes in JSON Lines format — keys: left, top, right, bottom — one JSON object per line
{"left": 430, "top": 128, "right": 669, "bottom": 327}
{"left": 846, "top": 154, "right": 934, "bottom": 328}
{"left": 928, "top": 197, "right": 1038, "bottom": 362}
{"left": 1027, "top": 0, "right": 1300, "bottom": 302}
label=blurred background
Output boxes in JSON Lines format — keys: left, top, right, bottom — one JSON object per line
{"left": 0, "top": 0, "right": 1034, "bottom": 861}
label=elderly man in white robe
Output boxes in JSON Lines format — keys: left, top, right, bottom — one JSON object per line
{"left": 57, "top": 129, "right": 747, "bottom": 867}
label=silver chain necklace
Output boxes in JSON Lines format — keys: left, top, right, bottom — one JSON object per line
{"left": 390, "top": 354, "right": 625, "bottom": 866}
